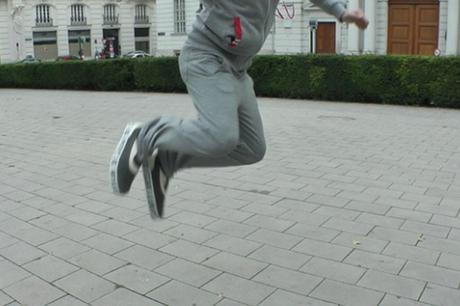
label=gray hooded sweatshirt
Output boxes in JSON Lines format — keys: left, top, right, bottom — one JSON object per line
{"left": 192, "top": 0, "right": 347, "bottom": 57}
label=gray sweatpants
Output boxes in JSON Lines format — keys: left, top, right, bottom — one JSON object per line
{"left": 138, "top": 38, "right": 266, "bottom": 178}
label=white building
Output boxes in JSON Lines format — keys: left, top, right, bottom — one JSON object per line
{"left": 0, "top": 0, "right": 459, "bottom": 63}
{"left": 0, "top": 0, "right": 156, "bottom": 62}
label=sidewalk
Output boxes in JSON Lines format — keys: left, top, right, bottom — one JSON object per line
{"left": 0, "top": 89, "right": 459, "bottom": 306}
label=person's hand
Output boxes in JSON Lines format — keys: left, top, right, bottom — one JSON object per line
{"left": 341, "top": 9, "right": 369, "bottom": 30}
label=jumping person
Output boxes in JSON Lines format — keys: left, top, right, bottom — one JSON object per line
{"left": 110, "top": 0, "right": 369, "bottom": 219}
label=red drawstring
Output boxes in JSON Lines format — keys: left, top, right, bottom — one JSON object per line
{"left": 230, "top": 16, "right": 242, "bottom": 48}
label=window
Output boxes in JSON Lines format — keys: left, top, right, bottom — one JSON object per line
{"left": 36, "top": 4, "right": 52, "bottom": 27}
{"left": 135, "top": 28, "right": 150, "bottom": 53}
{"left": 174, "top": 0, "right": 186, "bottom": 33}
{"left": 71, "top": 4, "right": 86, "bottom": 25}
{"left": 104, "top": 4, "right": 118, "bottom": 25}
{"left": 135, "top": 4, "right": 149, "bottom": 24}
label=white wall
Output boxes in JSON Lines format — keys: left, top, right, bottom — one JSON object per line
{"left": 0, "top": 0, "right": 10, "bottom": 63}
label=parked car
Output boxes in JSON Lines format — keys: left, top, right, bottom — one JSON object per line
{"left": 19, "top": 55, "right": 41, "bottom": 64}
{"left": 123, "top": 51, "right": 151, "bottom": 58}
{"left": 56, "top": 55, "right": 81, "bottom": 62}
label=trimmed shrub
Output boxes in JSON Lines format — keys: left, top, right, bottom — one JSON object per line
{"left": 0, "top": 55, "right": 459, "bottom": 108}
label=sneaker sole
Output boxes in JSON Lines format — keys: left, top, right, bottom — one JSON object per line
{"left": 142, "top": 149, "right": 160, "bottom": 219}
{"left": 110, "top": 123, "right": 142, "bottom": 194}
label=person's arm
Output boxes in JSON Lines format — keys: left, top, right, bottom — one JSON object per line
{"left": 310, "top": 0, "right": 369, "bottom": 29}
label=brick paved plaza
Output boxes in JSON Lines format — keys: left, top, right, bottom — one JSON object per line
{"left": 0, "top": 89, "right": 459, "bottom": 306}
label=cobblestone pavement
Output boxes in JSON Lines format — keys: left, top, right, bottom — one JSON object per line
{"left": 0, "top": 89, "right": 460, "bottom": 306}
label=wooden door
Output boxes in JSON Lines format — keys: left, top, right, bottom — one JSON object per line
{"left": 388, "top": 5, "right": 414, "bottom": 54}
{"left": 388, "top": 1, "right": 439, "bottom": 55}
{"left": 414, "top": 5, "right": 439, "bottom": 55}
{"left": 316, "top": 22, "right": 336, "bottom": 54}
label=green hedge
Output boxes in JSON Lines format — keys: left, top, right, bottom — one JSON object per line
{"left": 1, "top": 55, "right": 459, "bottom": 108}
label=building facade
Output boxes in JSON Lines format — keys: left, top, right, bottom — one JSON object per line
{"left": 0, "top": 0, "right": 155, "bottom": 62}
{"left": 154, "top": 0, "right": 460, "bottom": 56}
{"left": 0, "top": 0, "right": 459, "bottom": 63}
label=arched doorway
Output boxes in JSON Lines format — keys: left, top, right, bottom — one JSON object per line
{"left": 387, "top": 0, "right": 439, "bottom": 55}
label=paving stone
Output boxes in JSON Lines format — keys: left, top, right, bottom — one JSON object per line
{"left": 323, "top": 217, "right": 374, "bottom": 235}
{"left": 64, "top": 210, "right": 108, "bottom": 226}
{"left": 0, "top": 291, "right": 13, "bottom": 306}
{"left": 205, "top": 219, "right": 258, "bottom": 238}
{"left": 204, "top": 234, "right": 262, "bottom": 256}
{"left": 369, "top": 226, "right": 420, "bottom": 245}
{"left": 205, "top": 206, "right": 253, "bottom": 223}
{"left": 416, "top": 203, "right": 459, "bottom": 217}
{"left": 81, "top": 233, "right": 133, "bottom": 255}
{"left": 91, "top": 219, "right": 138, "bottom": 237}
{"left": 168, "top": 211, "right": 218, "bottom": 227}
{"left": 418, "top": 235, "right": 460, "bottom": 256}
{"left": 128, "top": 215, "right": 179, "bottom": 233}
{"left": 69, "top": 249, "right": 126, "bottom": 276}
{"left": 358, "top": 270, "right": 425, "bottom": 300}
{"left": 40, "top": 237, "right": 90, "bottom": 259}
{"left": 279, "top": 210, "right": 329, "bottom": 225}
{"left": 375, "top": 196, "right": 418, "bottom": 209}
{"left": 159, "top": 240, "right": 218, "bottom": 263}
{"left": 123, "top": 228, "right": 176, "bottom": 250}
{"left": 4, "top": 276, "right": 65, "bottom": 306}
{"left": 155, "top": 258, "right": 220, "bottom": 287}
{"left": 243, "top": 214, "right": 295, "bottom": 232}
{"left": 449, "top": 228, "right": 460, "bottom": 241}
{"left": 115, "top": 245, "right": 174, "bottom": 270}
{"left": 54, "top": 270, "right": 115, "bottom": 303}
{"left": 344, "top": 249, "right": 405, "bottom": 274}
{"left": 382, "top": 242, "right": 439, "bottom": 265}
{"left": 345, "top": 200, "right": 391, "bottom": 215}
{"left": 0, "top": 233, "right": 19, "bottom": 249}
{"left": 241, "top": 203, "right": 287, "bottom": 217}
{"left": 336, "top": 190, "right": 379, "bottom": 203}
{"left": 29, "top": 214, "right": 70, "bottom": 231}
{"left": 0, "top": 259, "right": 30, "bottom": 289}
{"left": 274, "top": 199, "right": 319, "bottom": 212}
{"left": 314, "top": 206, "right": 361, "bottom": 220}
{"left": 437, "top": 253, "right": 460, "bottom": 271}
{"left": 11, "top": 226, "right": 59, "bottom": 246}
{"left": 8, "top": 207, "right": 46, "bottom": 221}
{"left": 308, "top": 194, "right": 349, "bottom": 207}
{"left": 164, "top": 224, "right": 218, "bottom": 244}
{"left": 249, "top": 245, "right": 311, "bottom": 270}
{"left": 356, "top": 213, "right": 404, "bottom": 229}
{"left": 105, "top": 264, "right": 169, "bottom": 294}
{"left": 332, "top": 231, "right": 389, "bottom": 253}
{"left": 203, "top": 252, "right": 267, "bottom": 279}
{"left": 301, "top": 257, "right": 366, "bottom": 284}
{"left": 401, "top": 220, "right": 450, "bottom": 238}
{"left": 46, "top": 295, "right": 89, "bottom": 306}
{"left": 311, "top": 279, "right": 384, "bottom": 306}
{"left": 247, "top": 229, "right": 302, "bottom": 249}
{"left": 215, "top": 299, "right": 246, "bottom": 306}
{"left": 421, "top": 283, "right": 460, "bottom": 306}
{"left": 430, "top": 214, "right": 460, "bottom": 229}
{"left": 293, "top": 238, "right": 352, "bottom": 261}
{"left": 259, "top": 289, "right": 336, "bottom": 306}
{"left": 203, "top": 273, "right": 275, "bottom": 305}
{"left": 23, "top": 255, "right": 79, "bottom": 282}
{"left": 387, "top": 208, "right": 432, "bottom": 223}
{"left": 92, "top": 288, "right": 162, "bottom": 306}
{"left": 5, "top": 86, "right": 460, "bottom": 306}
{"left": 0, "top": 242, "right": 46, "bottom": 265}
{"left": 148, "top": 280, "right": 221, "bottom": 306}
{"left": 400, "top": 261, "right": 460, "bottom": 288}
{"left": 379, "top": 294, "right": 432, "bottom": 306}
{"left": 286, "top": 223, "right": 340, "bottom": 242}
{"left": 254, "top": 265, "right": 322, "bottom": 295}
